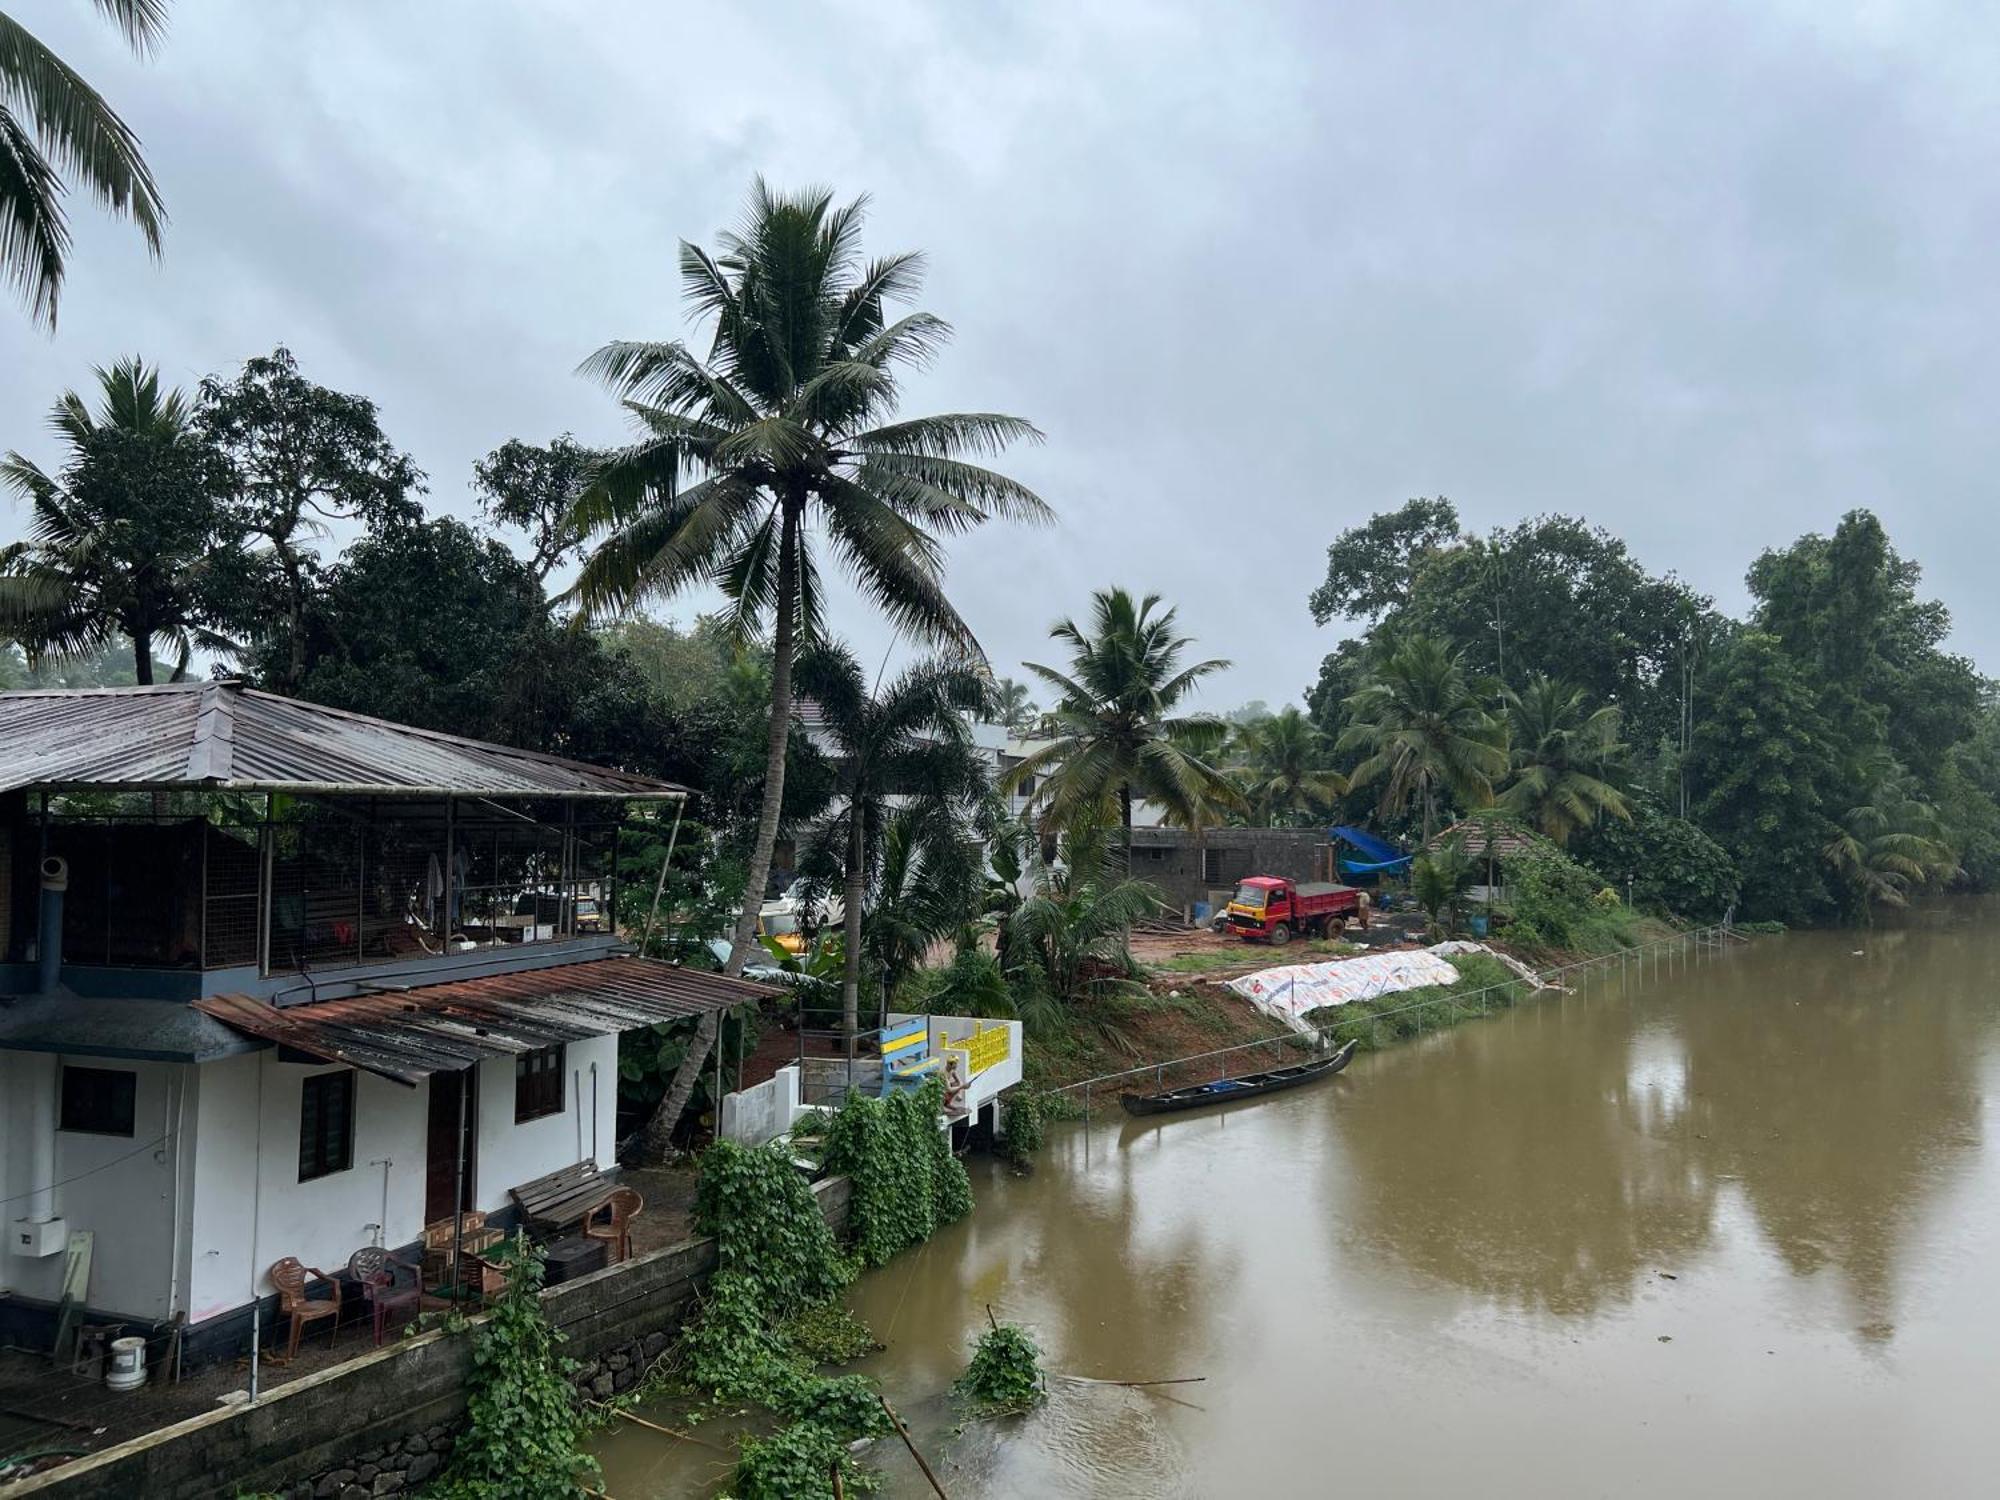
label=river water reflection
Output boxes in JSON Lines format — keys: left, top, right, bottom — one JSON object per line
{"left": 598, "top": 907, "right": 2000, "bottom": 1497}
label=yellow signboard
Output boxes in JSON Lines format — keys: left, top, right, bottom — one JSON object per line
{"left": 966, "top": 1023, "right": 1011, "bottom": 1075}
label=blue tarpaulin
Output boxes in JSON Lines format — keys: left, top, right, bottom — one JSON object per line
{"left": 1330, "top": 825, "right": 1412, "bottom": 875}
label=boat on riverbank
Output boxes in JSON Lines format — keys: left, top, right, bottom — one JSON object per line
{"left": 1119, "top": 1040, "right": 1358, "bottom": 1116}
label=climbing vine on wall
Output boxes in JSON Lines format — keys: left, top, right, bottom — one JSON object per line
{"left": 433, "top": 1235, "right": 599, "bottom": 1500}
{"left": 822, "top": 1077, "right": 974, "bottom": 1267}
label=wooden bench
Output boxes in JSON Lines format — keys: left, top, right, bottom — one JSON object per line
{"left": 880, "top": 1016, "right": 942, "bottom": 1097}
{"left": 509, "top": 1161, "right": 615, "bottom": 1237}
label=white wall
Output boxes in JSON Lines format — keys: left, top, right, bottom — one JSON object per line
{"left": 471, "top": 1034, "right": 618, "bottom": 1215}
{"left": 186, "top": 1050, "right": 427, "bottom": 1323}
{"left": 23, "top": 1032, "right": 625, "bottom": 1330}
{"left": 0, "top": 1052, "right": 189, "bottom": 1321}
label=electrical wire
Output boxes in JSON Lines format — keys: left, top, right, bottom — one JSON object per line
{"left": 0, "top": 1131, "right": 175, "bottom": 1208}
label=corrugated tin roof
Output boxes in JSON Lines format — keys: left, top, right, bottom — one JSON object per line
{"left": 194, "top": 955, "right": 773, "bottom": 1085}
{"left": 0, "top": 681, "right": 685, "bottom": 799}
{"left": 1426, "top": 819, "right": 1541, "bottom": 859}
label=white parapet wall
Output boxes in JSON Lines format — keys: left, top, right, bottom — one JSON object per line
{"left": 718, "top": 1064, "right": 804, "bottom": 1146}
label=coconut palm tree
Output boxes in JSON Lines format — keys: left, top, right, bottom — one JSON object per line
{"left": 791, "top": 640, "right": 989, "bottom": 1056}
{"left": 1497, "top": 674, "right": 1631, "bottom": 845}
{"left": 568, "top": 182, "right": 1046, "bottom": 1145}
{"left": 2, "top": 0, "right": 168, "bottom": 328}
{"left": 1822, "top": 768, "right": 1958, "bottom": 919}
{"left": 0, "top": 356, "right": 237, "bottom": 682}
{"left": 1005, "top": 587, "right": 1235, "bottom": 866}
{"left": 1235, "top": 704, "right": 1349, "bottom": 825}
{"left": 988, "top": 674, "right": 1038, "bottom": 735}
{"left": 1337, "top": 635, "right": 1507, "bottom": 845}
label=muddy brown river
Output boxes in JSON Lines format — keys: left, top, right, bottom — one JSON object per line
{"left": 597, "top": 906, "right": 2000, "bottom": 1496}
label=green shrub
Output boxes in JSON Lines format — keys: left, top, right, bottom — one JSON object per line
{"left": 695, "top": 1140, "right": 853, "bottom": 1315}
{"left": 898, "top": 947, "right": 1016, "bottom": 1017}
{"left": 433, "top": 1236, "right": 598, "bottom": 1500}
{"left": 956, "top": 1322, "right": 1044, "bottom": 1413}
{"left": 996, "top": 1090, "right": 1047, "bottom": 1167}
{"left": 776, "top": 1302, "right": 880, "bottom": 1365}
{"left": 731, "top": 1419, "right": 878, "bottom": 1499}
{"left": 823, "top": 1077, "right": 972, "bottom": 1267}
{"left": 1571, "top": 795, "right": 1738, "bottom": 921}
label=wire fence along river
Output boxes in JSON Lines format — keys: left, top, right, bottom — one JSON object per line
{"left": 1058, "top": 921, "right": 1747, "bottom": 1114}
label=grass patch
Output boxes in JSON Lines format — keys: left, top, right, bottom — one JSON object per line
{"left": 1306, "top": 953, "right": 1532, "bottom": 1053}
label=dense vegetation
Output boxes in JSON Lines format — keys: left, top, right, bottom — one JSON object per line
{"left": 1304, "top": 500, "right": 1992, "bottom": 926}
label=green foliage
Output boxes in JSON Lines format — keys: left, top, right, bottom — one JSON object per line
{"left": 1, "top": 358, "right": 245, "bottom": 684}
{"left": 996, "top": 1091, "right": 1047, "bottom": 1167}
{"left": 1409, "top": 838, "right": 1476, "bottom": 937}
{"left": 956, "top": 1323, "right": 1044, "bottom": 1412}
{"left": 1312, "top": 953, "right": 1531, "bottom": 1051}
{"left": 821, "top": 1077, "right": 972, "bottom": 1267}
{"left": 694, "top": 1140, "right": 853, "bottom": 1315}
{"left": 433, "top": 1235, "right": 598, "bottom": 1500}
{"left": 1338, "top": 635, "right": 1508, "bottom": 843}
{"left": 730, "top": 1419, "right": 878, "bottom": 1500}
{"left": 1499, "top": 843, "right": 1634, "bottom": 953}
{"left": 1005, "top": 586, "right": 1236, "bottom": 840}
{"left": 1689, "top": 631, "right": 1841, "bottom": 925}
{"left": 1498, "top": 675, "right": 1631, "bottom": 844}
{"left": 1232, "top": 705, "right": 1349, "bottom": 825}
{"left": 472, "top": 434, "right": 599, "bottom": 581}
{"left": 775, "top": 1302, "right": 880, "bottom": 1365}
{"left": 0, "top": 0, "right": 166, "bottom": 329}
{"left": 898, "top": 947, "right": 1015, "bottom": 1019}
{"left": 1570, "top": 795, "right": 1738, "bottom": 921}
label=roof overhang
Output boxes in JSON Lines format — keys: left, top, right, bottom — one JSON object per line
{"left": 194, "top": 955, "right": 775, "bottom": 1087}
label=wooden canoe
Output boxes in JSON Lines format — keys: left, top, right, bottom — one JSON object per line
{"left": 1118, "top": 1040, "right": 1357, "bottom": 1116}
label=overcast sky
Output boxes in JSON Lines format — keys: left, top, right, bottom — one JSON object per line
{"left": 7, "top": 0, "right": 1999, "bottom": 709}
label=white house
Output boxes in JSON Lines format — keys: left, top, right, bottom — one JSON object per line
{"left": 0, "top": 682, "right": 768, "bottom": 1363}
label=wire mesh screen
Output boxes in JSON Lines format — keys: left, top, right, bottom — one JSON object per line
{"left": 202, "top": 824, "right": 262, "bottom": 968}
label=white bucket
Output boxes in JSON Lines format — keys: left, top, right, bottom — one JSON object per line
{"left": 105, "top": 1335, "right": 146, "bottom": 1391}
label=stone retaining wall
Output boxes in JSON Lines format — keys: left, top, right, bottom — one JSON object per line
{"left": 9, "top": 1177, "right": 851, "bottom": 1499}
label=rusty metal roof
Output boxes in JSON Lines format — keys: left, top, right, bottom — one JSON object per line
{"left": 0, "top": 681, "right": 685, "bottom": 799}
{"left": 194, "top": 955, "right": 773, "bottom": 1085}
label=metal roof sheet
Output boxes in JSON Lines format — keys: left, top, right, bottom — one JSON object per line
{"left": 194, "top": 955, "right": 774, "bottom": 1086}
{"left": 0, "top": 681, "right": 685, "bottom": 799}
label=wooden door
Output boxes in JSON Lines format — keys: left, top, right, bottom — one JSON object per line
{"left": 425, "top": 1068, "right": 477, "bottom": 1223}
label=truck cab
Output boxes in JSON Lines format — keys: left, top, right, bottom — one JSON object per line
{"left": 1224, "top": 876, "right": 1367, "bottom": 944}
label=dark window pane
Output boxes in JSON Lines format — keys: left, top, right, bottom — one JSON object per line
{"left": 514, "top": 1044, "right": 565, "bottom": 1123}
{"left": 59, "top": 1066, "right": 136, "bottom": 1136}
{"left": 299, "top": 1071, "right": 355, "bottom": 1181}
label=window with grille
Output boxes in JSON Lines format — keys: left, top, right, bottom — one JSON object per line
{"left": 299, "top": 1070, "right": 356, "bottom": 1181}
{"left": 59, "top": 1066, "right": 136, "bottom": 1136}
{"left": 515, "top": 1044, "right": 565, "bottom": 1123}
{"left": 1202, "top": 848, "right": 1227, "bottom": 884}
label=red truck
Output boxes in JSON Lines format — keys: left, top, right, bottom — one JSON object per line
{"left": 1223, "top": 876, "right": 1368, "bottom": 944}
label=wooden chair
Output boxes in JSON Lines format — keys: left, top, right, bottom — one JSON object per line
{"left": 582, "top": 1187, "right": 643, "bottom": 1265}
{"left": 268, "top": 1257, "right": 341, "bottom": 1362}
{"left": 347, "top": 1246, "right": 426, "bottom": 1346}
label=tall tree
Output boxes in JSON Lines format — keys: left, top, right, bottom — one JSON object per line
{"left": 986, "top": 674, "right": 1038, "bottom": 736}
{"left": 0, "top": 356, "right": 240, "bottom": 681}
{"left": 472, "top": 434, "right": 599, "bottom": 582}
{"left": 568, "top": 180, "right": 1047, "bottom": 1142}
{"left": 1689, "top": 631, "right": 1842, "bottom": 925}
{"left": 1, "top": 0, "right": 167, "bottom": 328}
{"left": 1005, "top": 587, "right": 1235, "bottom": 865}
{"left": 1308, "top": 495, "right": 1462, "bottom": 626}
{"left": 1338, "top": 635, "right": 1506, "bottom": 845}
{"left": 1234, "top": 704, "right": 1348, "bottom": 826}
{"left": 1497, "top": 675, "right": 1630, "bottom": 845}
{"left": 197, "top": 347, "right": 424, "bottom": 692}
{"left": 774, "top": 642, "right": 987, "bottom": 1070}
{"left": 1822, "top": 763, "right": 1958, "bottom": 920}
